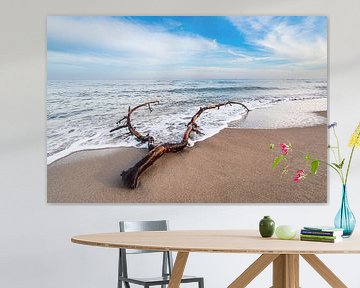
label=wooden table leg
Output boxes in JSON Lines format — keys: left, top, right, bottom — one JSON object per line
{"left": 272, "top": 254, "right": 299, "bottom": 288}
{"left": 301, "top": 254, "right": 347, "bottom": 288}
{"left": 228, "top": 254, "right": 279, "bottom": 288}
{"left": 168, "top": 252, "right": 189, "bottom": 288}
{"left": 288, "top": 255, "right": 299, "bottom": 288}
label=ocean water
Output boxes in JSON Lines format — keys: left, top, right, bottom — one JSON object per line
{"left": 47, "top": 79, "right": 327, "bottom": 164}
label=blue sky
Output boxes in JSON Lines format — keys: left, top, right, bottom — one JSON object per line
{"left": 47, "top": 16, "right": 327, "bottom": 80}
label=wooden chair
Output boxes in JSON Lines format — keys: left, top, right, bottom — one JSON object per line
{"left": 118, "top": 220, "right": 204, "bottom": 288}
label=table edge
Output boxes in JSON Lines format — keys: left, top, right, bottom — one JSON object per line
{"left": 71, "top": 236, "right": 360, "bottom": 255}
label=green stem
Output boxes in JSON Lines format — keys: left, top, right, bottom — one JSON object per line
{"left": 288, "top": 147, "right": 345, "bottom": 183}
{"left": 330, "top": 148, "right": 339, "bottom": 164}
{"left": 333, "top": 127, "right": 345, "bottom": 181}
{"left": 345, "top": 145, "right": 356, "bottom": 185}
{"left": 318, "top": 159, "right": 345, "bottom": 184}
{"left": 333, "top": 127, "right": 342, "bottom": 163}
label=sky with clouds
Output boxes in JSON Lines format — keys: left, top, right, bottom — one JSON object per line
{"left": 47, "top": 16, "right": 327, "bottom": 80}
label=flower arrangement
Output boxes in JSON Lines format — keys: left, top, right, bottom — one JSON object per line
{"left": 270, "top": 122, "right": 360, "bottom": 184}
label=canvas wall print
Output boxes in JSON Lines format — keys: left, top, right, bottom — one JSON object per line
{"left": 47, "top": 16, "right": 328, "bottom": 203}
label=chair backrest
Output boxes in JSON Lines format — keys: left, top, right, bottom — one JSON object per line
{"left": 118, "top": 220, "right": 174, "bottom": 283}
{"left": 119, "top": 220, "right": 169, "bottom": 254}
{"left": 120, "top": 220, "right": 168, "bottom": 232}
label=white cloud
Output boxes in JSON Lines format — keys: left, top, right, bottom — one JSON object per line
{"left": 47, "top": 16, "right": 219, "bottom": 66}
{"left": 228, "top": 16, "right": 327, "bottom": 68}
{"left": 225, "top": 49, "right": 271, "bottom": 63}
{"left": 257, "top": 22, "right": 327, "bottom": 66}
{"left": 228, "top": 16, "right": 275, "bottom": 33}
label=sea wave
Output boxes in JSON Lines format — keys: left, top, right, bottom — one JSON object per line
{"left": 47, "top": 79, "right": 327, "bottom": 164}
{"left": 166, "top": 86, "right": 281, "bottom": 93}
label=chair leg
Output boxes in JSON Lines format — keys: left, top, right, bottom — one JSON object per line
{"left": 198, "top": 278, "right": 204, "bottom": 288}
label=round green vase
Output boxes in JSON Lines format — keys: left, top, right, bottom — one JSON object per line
{"left": 259, "top": 216, "right": 275, "bottom": 238}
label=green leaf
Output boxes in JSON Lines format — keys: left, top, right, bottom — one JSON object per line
{"left": 332, "top": 162, "right": 341, "bottom": 169}
{"left": 269, "top": 143, "right": 275, "bottom": 149}
{"left": 304, "top": 153, "right": 311, "bottom": 161}
{"left": 339, "top": 158, "right": 345, "bottom": 169}
{"left": 311, "top": 160, "right": 319, "bottom": 175}
{"left": 272, "top": 155, "right": 284, "bottom": 169}
{"left": 332, "top": 159, "right": 345, "bottom": 169}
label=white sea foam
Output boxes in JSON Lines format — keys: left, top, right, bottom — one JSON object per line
{"left": 47, "top": 79, "right": 327, "bottom": 164}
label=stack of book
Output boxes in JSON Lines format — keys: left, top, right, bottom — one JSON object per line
{"left": 300, "top": 226, "right": 344, "bottom": 243}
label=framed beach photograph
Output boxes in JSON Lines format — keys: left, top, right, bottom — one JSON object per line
{"left": 47, "top": 16, "right": 328, "bottom": 203}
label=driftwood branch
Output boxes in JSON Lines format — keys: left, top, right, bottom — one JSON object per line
{"left": 109, "top": 125, "right": 127, "bottom": 133}
{"left": 182, "top": 101, "right": 249, "bottom": 144}
{"left": 111, "top": 100, "right": 250, "bottom": 189}
{"left": 110, "top": 101, "right": 159, "bottom": 150}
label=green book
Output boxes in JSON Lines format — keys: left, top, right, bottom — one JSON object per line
{"left": 300, "top": 234, "right": 339, "bottom": 240}
{"left": 300, "top": 236, "right": 342, "bottom": 243}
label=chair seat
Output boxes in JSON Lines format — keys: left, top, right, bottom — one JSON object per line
{"left": 119, "top": 274, "right": 202, "bottom": 286}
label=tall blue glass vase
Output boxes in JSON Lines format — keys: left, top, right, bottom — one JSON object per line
{"left": 334, "top": 185, "right": 356, "bottom": 237}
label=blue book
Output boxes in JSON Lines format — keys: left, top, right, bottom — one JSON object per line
{"left": 302, "top": 226, "right": 343, "bottom": 236}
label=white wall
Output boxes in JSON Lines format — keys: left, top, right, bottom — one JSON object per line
{"left": 1, "top": 0, "right": 360, "bottom": 287}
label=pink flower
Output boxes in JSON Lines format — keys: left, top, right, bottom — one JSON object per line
{"left": 280, "top": 143, "right": 289, "bottom": 155}
{"left": 293, "top": 169, "right": 306, "bottom": 183}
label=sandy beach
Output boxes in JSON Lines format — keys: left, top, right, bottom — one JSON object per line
{"left": 48, "top": 116, "right": 327, "bottom": 203}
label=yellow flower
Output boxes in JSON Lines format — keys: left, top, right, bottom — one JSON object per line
{"left": 349, "top": 122, "right": 360, "bottom": 147}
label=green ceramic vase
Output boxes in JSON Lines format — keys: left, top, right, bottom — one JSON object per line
{"left": 259, "top": 216, "right": 275, "bottom": 238}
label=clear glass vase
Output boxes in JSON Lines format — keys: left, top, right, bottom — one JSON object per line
{"left": 334, "top": 185, "right": 356, "bottom": 237}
